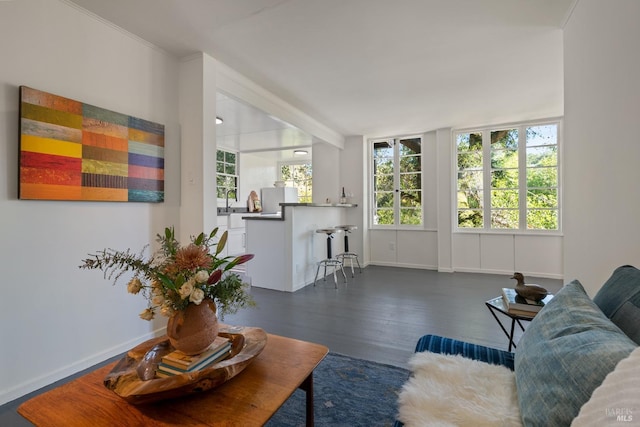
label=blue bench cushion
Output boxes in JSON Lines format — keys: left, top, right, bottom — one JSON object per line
{"left": 415, "top": 334, "right": 514, "bottom": 370}
{"left": 515, "top": 280, "right": 637, "bottom": 426}
{"left": 593, "top": 265, "right": 640, "bottom": 345}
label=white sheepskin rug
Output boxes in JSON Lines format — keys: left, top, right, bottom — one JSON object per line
{"left": 397, "top": 352, "right": 522, "bottom": 427}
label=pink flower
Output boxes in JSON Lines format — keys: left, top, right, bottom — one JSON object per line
{"left": 233, "top": 254, "right": 255, "bottom": 265}
{"left": 207, "top": 269, "right": 223, "bottom": 285}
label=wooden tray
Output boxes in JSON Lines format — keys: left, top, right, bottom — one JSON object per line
{"left": 103, "top": 324, "right": 267, "bottom": 404}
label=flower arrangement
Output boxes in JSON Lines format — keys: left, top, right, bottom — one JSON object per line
{"left": 79, "top": 226, "right": 255, "bottom": 321}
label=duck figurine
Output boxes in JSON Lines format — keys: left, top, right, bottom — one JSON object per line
{"left": 511, "top": 272, "right": 549, "bottom": 302}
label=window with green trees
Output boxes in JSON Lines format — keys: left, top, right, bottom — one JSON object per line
{"left": 280, "top": 163, "right": 312, "bottom": 203}
{"left": 216, "top": 149, "right": 237, "bottom": 199}
{"left": 456, "top": 121, "right": 559, "bottom": 231}
{"left": 371, "top": 136, "right": 422, "bottom": 226}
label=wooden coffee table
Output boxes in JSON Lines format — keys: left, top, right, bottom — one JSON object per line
{"left": 18, "top": 333, "right": 328, "bottom": 426}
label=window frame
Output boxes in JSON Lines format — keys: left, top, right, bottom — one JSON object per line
{"left": 453, "top": 118, "right": 562, "bottom": 234}
{"left": 216, "top": 148, "right": 238, "bottom": 202}
{"left": 369, "top": 135, "right": 424, "bottom": 229}
{"left": 278, "top": 160, "right": 312, "bottom": 203}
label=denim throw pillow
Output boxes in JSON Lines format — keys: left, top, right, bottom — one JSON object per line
{"left": 593, "top": 265, "right": 640, "bottom": 345}
{"left": 514, "top": 280, "right": 637, "bottom": 426}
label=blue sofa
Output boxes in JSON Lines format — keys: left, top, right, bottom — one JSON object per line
{"left": 396, "top": 265, "right": 640, "bottom": 426}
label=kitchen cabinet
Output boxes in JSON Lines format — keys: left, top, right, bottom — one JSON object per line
{"left": 227, "top": 227, "right": 245, "bottom": 256}
{"left": 218, "top": 213, "right": 260, "bottom": 256}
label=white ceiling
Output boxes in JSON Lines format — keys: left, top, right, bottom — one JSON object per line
{"left": 216, "top": 91, "right": 312, "bottom": 161}
{"left": 67, "top": 0, "right": 575, "bottom": 154}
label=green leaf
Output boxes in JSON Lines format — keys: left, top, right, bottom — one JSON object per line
{"left": 216, "top": 231, "right": 228, "bottom": 256}
{"left": 156, "top": 272, "right": 177, "bottom": 291}
{"left": 194, "top": 232, "right": 205, "bottom": 246}
{"left": 209, "top": 227, "right": 219, "bottom": 239}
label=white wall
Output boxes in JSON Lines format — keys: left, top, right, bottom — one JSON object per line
{"left": 0, "top": 0, "right": 180, "bottom": 404}
{"left": 312, "top": 142, "right": 341, "bottom": 203}
{"left": 239, "top": 152, "right": 278, "bottom": 206}
{"left": 340, "top": 135, "right": 366, "bottom": 266}
{"left": 563, "top": 0, "right": 640, "bottom": 295}
{"left": 452, "top": 233, "right": 563, "bottom": 278}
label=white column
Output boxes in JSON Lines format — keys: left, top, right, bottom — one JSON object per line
{"left": 178, "top": 53, "right": 218, "bottom": 240}
{"left": 436, "top": 128, "right": 453, "bottom": 272}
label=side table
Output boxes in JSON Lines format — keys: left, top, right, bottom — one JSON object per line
{"left": 485, "top": 296, "right": 536, "bottom": 352}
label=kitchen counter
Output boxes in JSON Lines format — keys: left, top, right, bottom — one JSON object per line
{"left": 280, "top": 203, "right": 358, "bottom": 207}
{"left": 242, "top": 213, "right": 283, "bottom": 221}
{"left": 216, "top": 207, "right": 251, "bottom": 216}
{"left": 244, "top": 203, "right": 358, "bottom": 292}
{"left": 243, "top": 203, "right": 357, "bottom": 222}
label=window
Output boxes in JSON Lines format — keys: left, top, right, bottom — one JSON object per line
{"left": 455, "top": 121, "right": 560, "bottom": 231}
{"left": 280, "top": 163, "right": 312, "bottom": 203}
{"left": 216, "top": 149, "right": 237, "bottom": 199}
{"left": 371, "top": 136, "right": 422, "bottom": 226}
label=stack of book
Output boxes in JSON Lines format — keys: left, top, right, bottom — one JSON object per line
{"left": 501, "top": 287, "right": 553, "bottom": 316}
{"left": 156, "top": 336, "right": 232, "bottom": 377}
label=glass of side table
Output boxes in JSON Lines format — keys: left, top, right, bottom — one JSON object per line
{"left": 485, "top": 296, "right": 537, "bottom": 352}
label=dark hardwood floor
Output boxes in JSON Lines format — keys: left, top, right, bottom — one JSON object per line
{"left": 226, "top": 265, "right": 562, "bottom": 367}
{"left": 0, "top": 266, "right": 562, "bottom": 425}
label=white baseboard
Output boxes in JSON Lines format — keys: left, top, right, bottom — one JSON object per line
{"left": 0, "top": 327, "right": 166, "bottom": 406}
{"left": 453, "top": 267, "right": 564, "bottom": 280}
{"left": 367, "top": 263, "right": 562, "bottom": 280}
{"left": 369, "top": 261, "right": 438, "bottom": 270}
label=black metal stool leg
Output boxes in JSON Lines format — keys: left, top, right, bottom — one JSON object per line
{"left": 314, "top": 228, "right": 345, "bottom": 288}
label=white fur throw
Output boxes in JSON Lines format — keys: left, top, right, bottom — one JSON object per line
{"left": 397, "top": 352, "right": 522, "bottom": 426}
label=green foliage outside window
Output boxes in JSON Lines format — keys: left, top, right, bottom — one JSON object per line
{"left": 216, "top": 150, "right": 237, "bottom": 199}
{"left": 281, "top": 163, "right": 312, "bottom": 202}
{"left": 372, "top": 137, "right": 422, "bottom": 226}
{"left": 457, "top": 132, "right": 483, "bottom": 228}
{"left": 490, "top": 129, "right": 519, "bottom": 229}
{"left": 526, "top": 124, "right": 558, "bottom": 229}
{"left": 456, "top": 123, "right": 559, "bottom": 231}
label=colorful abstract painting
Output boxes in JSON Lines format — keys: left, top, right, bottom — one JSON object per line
{"left": 19, "top": 86, "right": 165, "bottom": 202}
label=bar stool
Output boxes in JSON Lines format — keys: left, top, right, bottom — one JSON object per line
{"left": 335, "top": 225, "right": 361, "bottom": 277}
{"left": 314, "top": 228, "right": 347, "bottom": 288}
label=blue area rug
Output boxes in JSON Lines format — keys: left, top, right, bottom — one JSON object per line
{"left": 266, "top": 352, "right": 410, "bottom": 427}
